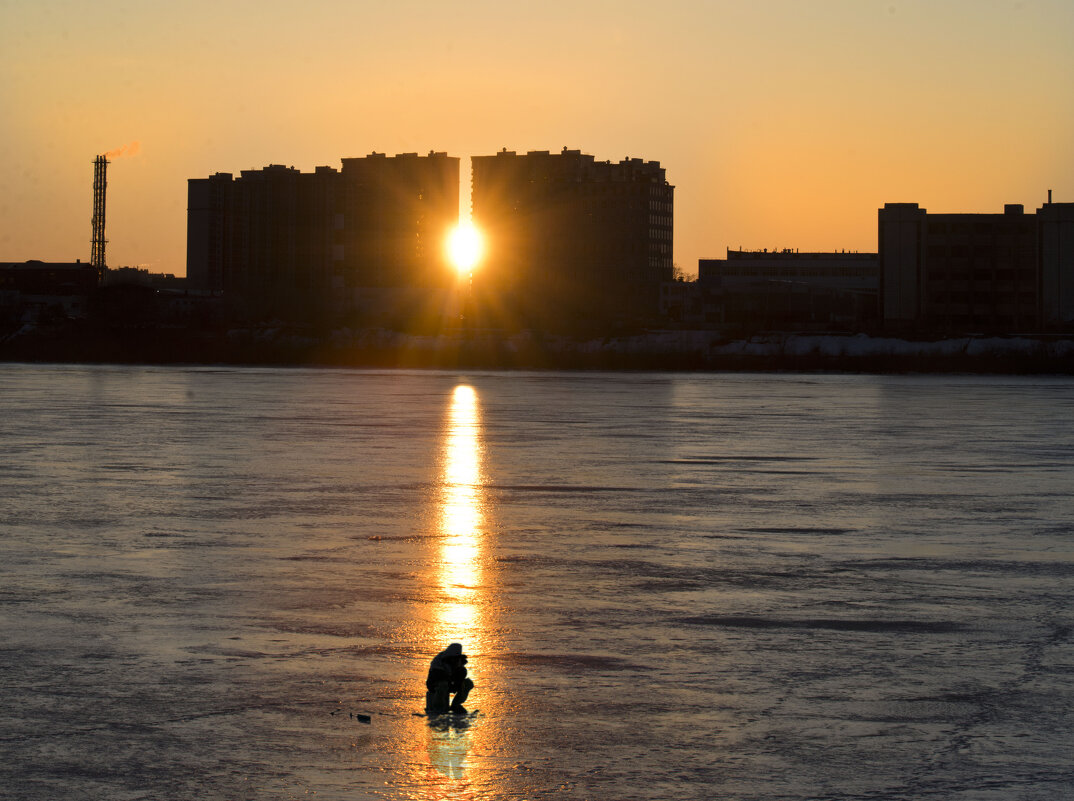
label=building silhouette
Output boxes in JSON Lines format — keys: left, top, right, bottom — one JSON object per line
{"left": 880, "top": 199, "right": 1074, "bottom": 333}
{"left": 471, "top": 148, "right": 673, "bottom": 331}
{"left": 187, "top": 152, "right": 458, "bottom": 324}
{"left": 1038, "top": 201, "right": 1074, "bottom": 330}
{"left": 694, "top": 248, "right": 878, "bottom": 330}
{"left": 0, "top": 260, "right": 99, "bottom": 323}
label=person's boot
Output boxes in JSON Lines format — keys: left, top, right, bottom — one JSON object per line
{"left": 426, "top": 685, "right": 450, "bottom": 715}
{"left": 449, "top": 679, "right": 472, "bottom": 715}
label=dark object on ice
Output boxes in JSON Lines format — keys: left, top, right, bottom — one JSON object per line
{"left": 355, "top": 713, "right": 371, "bottom": 724}
{"left": 425, "top": 642, "right": 474, "bottom": 715}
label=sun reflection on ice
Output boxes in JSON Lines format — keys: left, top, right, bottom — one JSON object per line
{"left": 435, "top": 384, "right": 489, "bottom": 652}
{"left": 400, "top": 383, "right": 501, "bottom": 794}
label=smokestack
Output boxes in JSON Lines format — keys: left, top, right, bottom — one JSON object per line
{"left": 1048, "top": 189, "right": 1053, "bottom": 204}
{"left": 91, "top": 155, "right": 108, "bottom": 280}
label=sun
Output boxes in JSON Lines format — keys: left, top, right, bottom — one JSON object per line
{"left": 446, "top": 222, "right": 483, "bottom": 274}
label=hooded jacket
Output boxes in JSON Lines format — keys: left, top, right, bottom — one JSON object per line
{"left": 426, "top": 643, "right": 466, "bottom": 690}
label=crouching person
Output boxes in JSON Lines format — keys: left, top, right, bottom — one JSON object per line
{"left": 425, "top": 642, "right": 474, "bottom": 715}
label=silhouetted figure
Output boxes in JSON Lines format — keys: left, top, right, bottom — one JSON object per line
{"left": 425, "top": 642, "right": 473, "bottom": 714}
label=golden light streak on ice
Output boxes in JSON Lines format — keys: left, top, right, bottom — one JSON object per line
{"left": 435, "top": 384, "right": 487, "bottom": 651}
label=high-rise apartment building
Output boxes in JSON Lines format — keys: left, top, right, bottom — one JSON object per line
{"left": 187, "top": 152, "right": 458, "bottom": 321}
{"left": 339, "top": 153, "right": 459, "bottom": 290}
{"left": 470, "top": 148, "right": 673, "bottom": 330}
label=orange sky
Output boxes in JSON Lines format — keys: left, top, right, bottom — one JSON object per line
{"left": 2, "top": 0, "right": 1072, "bottom": 277}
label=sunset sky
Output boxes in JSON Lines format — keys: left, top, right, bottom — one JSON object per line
{"left": 3, "top": 0, "right": 1072, "bottom": 277}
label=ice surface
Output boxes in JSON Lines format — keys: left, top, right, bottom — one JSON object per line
{"left": 1, "top": 366, "right": 1073, "bottom": 799}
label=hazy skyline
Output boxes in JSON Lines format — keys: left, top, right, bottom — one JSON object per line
{"left": 3, "top": 0, "right": 1072, "bottom": 277}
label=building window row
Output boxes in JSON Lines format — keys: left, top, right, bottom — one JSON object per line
{"left": 930, "top": 291, "right": 1036, "bottom": 305}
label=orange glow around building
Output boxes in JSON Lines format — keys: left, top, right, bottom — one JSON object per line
{"left": 2, "top": 2, "right": 1072, "bottom": 273}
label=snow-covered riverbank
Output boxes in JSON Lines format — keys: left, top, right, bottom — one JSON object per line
{"left": 4, "top": 321, "right": 1074, "bottom": 372}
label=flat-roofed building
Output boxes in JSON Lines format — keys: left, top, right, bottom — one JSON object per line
{"left": 187, "top": 164, "right": 340, "bottom": 318}
{"left": 187, "top": 152, "right": 459, "bottom": 323}
{"left": 1039, "top": 201, "right": 1074, "bottom": 329}
{"left": 696, "top": 249, "right": 879, "bottom": 330}
{"left": 699, "top": 249, "right": 878, "bottom": 291}
{"left": 0, "top": 260, "right": 99, "bottom": 322}
{"left": 471, "top": 148, "right": 673, "bottom": 331}
{"left": 339, "top": 152, "right": 458, "bottom": 290}
{"left": 879, "top": 200, "right": 1074, "bottom": 333}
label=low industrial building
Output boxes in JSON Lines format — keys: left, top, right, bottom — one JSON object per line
{"left": 693, "top": 249, "right": 879, "bottom": 330}
{"left": 0, "top": 260, "right": 99, "bottom": 323}
{"left": 879, "top": 199, "right": 1074, "bottom": 334}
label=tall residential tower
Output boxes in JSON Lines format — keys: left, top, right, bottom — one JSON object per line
{"left": 187, "top": 152, "right": 459, "bottom": 323}
{"left": 471, "top": 148, "right": 673, "bottom": 330}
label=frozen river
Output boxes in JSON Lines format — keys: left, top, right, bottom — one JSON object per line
{"left": 2, "top": 365, "right": 1073, "bottom": 800}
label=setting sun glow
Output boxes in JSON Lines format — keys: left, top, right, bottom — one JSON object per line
{"left": 447, "top": 223, "right": 483, "bottom": 274}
